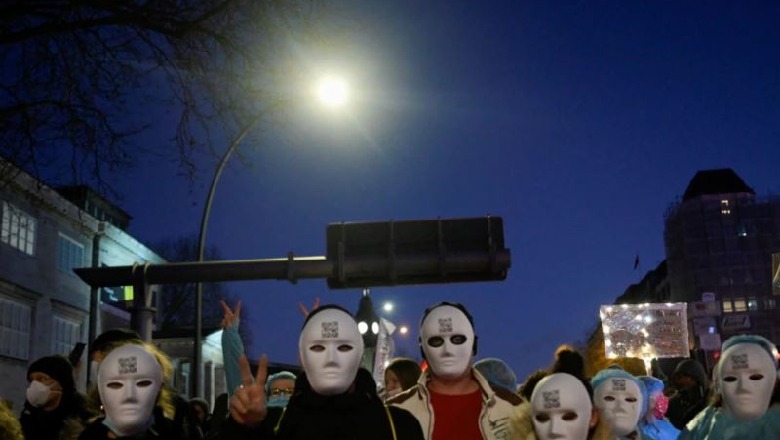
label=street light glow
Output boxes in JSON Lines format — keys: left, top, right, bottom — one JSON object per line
{"left": 399, "top": 325, "right": 408, "bottom": 335}
{"left": 316, "top": 76, "right": 348, "bottom": 107}
{"left": 383, "top": 302, "right": 394, "bottom": 312}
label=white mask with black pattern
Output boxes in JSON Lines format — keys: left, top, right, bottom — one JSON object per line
{"left": 98, "top": 344, "right": 162, "bottom": 437}
{"left": 593, "top": 377, "right": 642, "bottom": 436}
{"left": 299, "top": 308, "right": 364, "bottom": 396}
{"left": 531, "top": 373, "right": 593, "bottom": 440}
{"left": 718, "top": 342, "right": 776, "bottom": 420}
{"left": 420, "top": 305, "right": 474, "bottom": 379}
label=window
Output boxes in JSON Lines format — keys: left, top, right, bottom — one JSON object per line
{"left": 721, "top": 200, "right": 731, "bottom": 215}
{"left": 722, "top": 300, "right": 733, "bottom": 313}
{"left": 0, "top": 296, "right": 31, "bottom": 360}
{"left": 765, "top": 298, "right": 776, "bottom": 310}
{"left": 51, "top": 315, "right": 81, "bottom": 356}
{"left": 747, "top": 299, "right": 759, "bottom": 311}
{"left": 57, "top": 233, "right": 84, "bottom": 274}
{"left": 1, "top": 201, "right": 36, "bottom": 255}
{"left": 733, "top": 299, "right": 746, "bottom": 312}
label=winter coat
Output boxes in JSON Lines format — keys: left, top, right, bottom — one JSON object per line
{"left": 508, "top": 399, "right": 615, "bottom": 440}
{"left": 387, "top": 368, "right": 523, "bottom": 440}
{"left": 19, "top": 391, "right": 92, "bottom": 440}
{"left": 678, "top": 404, "right": 780, "bottom": 440}
{"left": 219, "top": 368, "right": 424, "bottom": 440}
{"left": 78, "top": 417, "right": 165, "bottom": 440}
{"left": 639, "top": 417, "right": 680, "bottom": 440}
{"left": 667, "top": 359, "right": 709, "bottom": 430}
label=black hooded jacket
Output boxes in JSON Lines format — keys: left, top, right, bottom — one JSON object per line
{"left": 666, "top": 358, "right": 709, "bottom": 429}
{"left": 20, "top": 391, "right": 92, "bottom": 440}
{"left": 219, "top": 368, "right": 424, "bottom": 440}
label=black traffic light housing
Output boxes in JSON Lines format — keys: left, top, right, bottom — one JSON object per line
{"left": 326, "top": 216, "right": 510, "bottom": 289}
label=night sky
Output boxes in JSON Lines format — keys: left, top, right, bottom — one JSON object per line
{"left": 107, "top": 1, "right": 780, "bottom": 383}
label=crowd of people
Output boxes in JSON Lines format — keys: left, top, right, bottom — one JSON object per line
{"left": 1, "top": 299, "right": 779, "bottom": 440}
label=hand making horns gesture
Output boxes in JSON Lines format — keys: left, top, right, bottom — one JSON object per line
{"left": 220, "top": 299, "right": 242, "bottom": 328}
{"left": 229, "top": 354, "right": 269, "bottom": 428}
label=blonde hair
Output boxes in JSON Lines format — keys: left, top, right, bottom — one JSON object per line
{"left": 0, "top": 400, "right": 23, "bottom": 440}
{"left": 88, "top": 339, "right": 177, "bottom": 420}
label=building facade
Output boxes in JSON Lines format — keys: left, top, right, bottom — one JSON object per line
{"left": 663, "top": 168, "right": 780, "bottom": 366}
{"left": 0, "top": 160, "right": 228, "bottom": 412}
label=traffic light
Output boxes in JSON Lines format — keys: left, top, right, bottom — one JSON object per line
{"left": 326, "top": 216, "right": 510, "bottom": 289}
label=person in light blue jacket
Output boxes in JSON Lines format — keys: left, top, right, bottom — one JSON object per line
{"left": 679, "top": 334, "right": 780, "bottom": 440}
{"left": 638, "top": 376, "right": 680, "bottom": 440}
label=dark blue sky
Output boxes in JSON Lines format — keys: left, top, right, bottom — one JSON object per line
{"left": 111, "top": 1, "right": 780, "bottom": 382}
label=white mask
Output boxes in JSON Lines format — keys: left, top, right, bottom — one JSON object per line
{"left": 26, "top": 380, "right": 52, "bottom": 407}
{"left": 299, "top": 307, "right": 364, "bottom": 396}
{"left": 718, "top": 342, "right": 776, "bottom": 420}
{"left": 531, "top": 373, "right": 593, "bottom": 440}
{"left": 593, "top": 377, "right": 642, "bottom": 436}
{"left": 420, "top": 305, "right": 474, "bottom": 379}
{"left": 98, "top": 344, "right": 163, "bottom": 437}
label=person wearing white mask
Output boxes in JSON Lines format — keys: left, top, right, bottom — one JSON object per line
{"left": 509, "top": 372, "right": 613, "bottom": 440}
{"left": 221, "top": 304, "right": 424, "bottom": 439}
{"left": 590, "top": 368, "right": 646, "bottom": 439}
{"left": 19, "top": 354, "right": 93, "bottom": 440}
{"left": 388, "top": 302, "right": 523, "bottom": 440}
{"left": 679, "top": 334, "right": 780, "bottom": 439}
{"left": 79, "top": 341, "right": 176, "bottom": 440}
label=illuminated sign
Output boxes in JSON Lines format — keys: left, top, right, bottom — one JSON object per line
{"left": 600, "top": 303, "right": 689, "bottom": 360}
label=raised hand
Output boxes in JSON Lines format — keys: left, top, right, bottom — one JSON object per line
{"left": 229, "top": 354, "right": 268, "bottom": 428}
{"left": 297, "top": 297, "right": 320, "bottom": 317}
{"left": 220, "top": 299, "right": 242, "bottom": 328}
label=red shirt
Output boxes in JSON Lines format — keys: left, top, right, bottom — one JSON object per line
{"left": 430, "top": 388, "right": 483, "bottom": 440}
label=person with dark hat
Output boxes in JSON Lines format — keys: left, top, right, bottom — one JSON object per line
{"left": 19, "top": 354, "right": 93, "bottom": 440}
{"left": 220, "top": 304, "right": 424, "bottom": 439}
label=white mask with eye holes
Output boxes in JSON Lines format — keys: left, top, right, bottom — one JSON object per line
{"left": 718, "top": 342, "right": 776, "bottom": 420}
{"left": 593, "top": 377, "right": 642, "bottom": 437}
{"left": 531, "top": 373, "right": 594, "bottom": 440}
{"left": 299, "top": 307, "right": 364, "bottom": 396}
{"left": 420, "top": 305, "right": 475, "bottom": 379}
{"left": 98, "top": 344, "right": 163, "bottom": 437}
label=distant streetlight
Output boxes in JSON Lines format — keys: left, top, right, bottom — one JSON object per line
{"left": 316, "top": 76, "right": 349, "bottom": 108}
{"left": 193, "top": 75, "right": 349, "bottom": 397}
{"left": 382, "top": 302, "right": 394, "bottom": 313}
{"left": 399, "top": 325, "right": 408, "bottom": 335}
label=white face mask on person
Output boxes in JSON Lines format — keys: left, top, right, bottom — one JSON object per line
{"left": 420, "top": 305, "right": 474, "bottom": 379}
{"left": 718, "top": 342, "right": 776, "bottom": 420}
{"left": 299, "top": 308, "right": 364, "bottom": 396}
{"left": 26, "top": 380, "right": 52, "bottom": 407}
{"left": 593, "top": 377, "right": 642, "bottom": 436}
{"left": 98, "top": 344, "right": 163, "bottom": 437}
{"left": 531, "top": 373, "right": 594, "bottom": 440}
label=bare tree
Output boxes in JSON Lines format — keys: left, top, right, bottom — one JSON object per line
{"left": 0, "top": 0, "right": 340, "bottom": 194}
{"left": 152, "top": 234, "right": 253, "bottom": 349}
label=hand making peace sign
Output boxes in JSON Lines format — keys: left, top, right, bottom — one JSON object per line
{"left": 229, "top": 354, "right": 269, "bottom": 428}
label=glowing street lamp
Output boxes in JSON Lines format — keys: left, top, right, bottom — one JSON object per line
{"left": 316, "top": 75, "right": 349, "bottom": 108}
{"left": 382, "top": 302, "right": 394, "bottom": 313}
{"left": 193, "top": 74, "right": 349, "bottom": 397}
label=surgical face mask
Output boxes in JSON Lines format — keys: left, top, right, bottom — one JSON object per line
{"left": 267, "top": 395, "right": 290, "bottom": 408}
{"left": 98, "top": 344, "right": 163, "bottom": 437}
{"left": 26, "top": 380, "right": 52, "bottom": 407}
{"left": 718, "top": 342, "right": 776, "bottom": 420}
{"left": 531, "top": 373, "right": 593, "bottom": 440}
{"left": 299, "top": 308, "right": 364, "bottom": 396}
{"left": 652, "top": 393, "right": 669, "bottom": 420}
{"left": 420, "top": 305, "right": 474, "bottom": 379}
{"left": 594, "top": 378, "right": 642, "bottom": 436}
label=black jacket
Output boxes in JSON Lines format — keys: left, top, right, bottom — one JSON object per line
{"left": 20, "top": 391, "right": 92, "bottom": 440}
{"left": 219, "top": 368, "right": 424, "bottom": 440}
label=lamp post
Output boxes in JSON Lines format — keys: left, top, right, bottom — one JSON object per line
{"left": 192, "top": 76, "right": 350, "bottom": 397}
{"left": 355, "top": 288, "right": 380, "bottom": 373}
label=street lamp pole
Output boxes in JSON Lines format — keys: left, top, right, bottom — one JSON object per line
{"left": 193, "top": 115, "right": 263, "bottom": 398}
